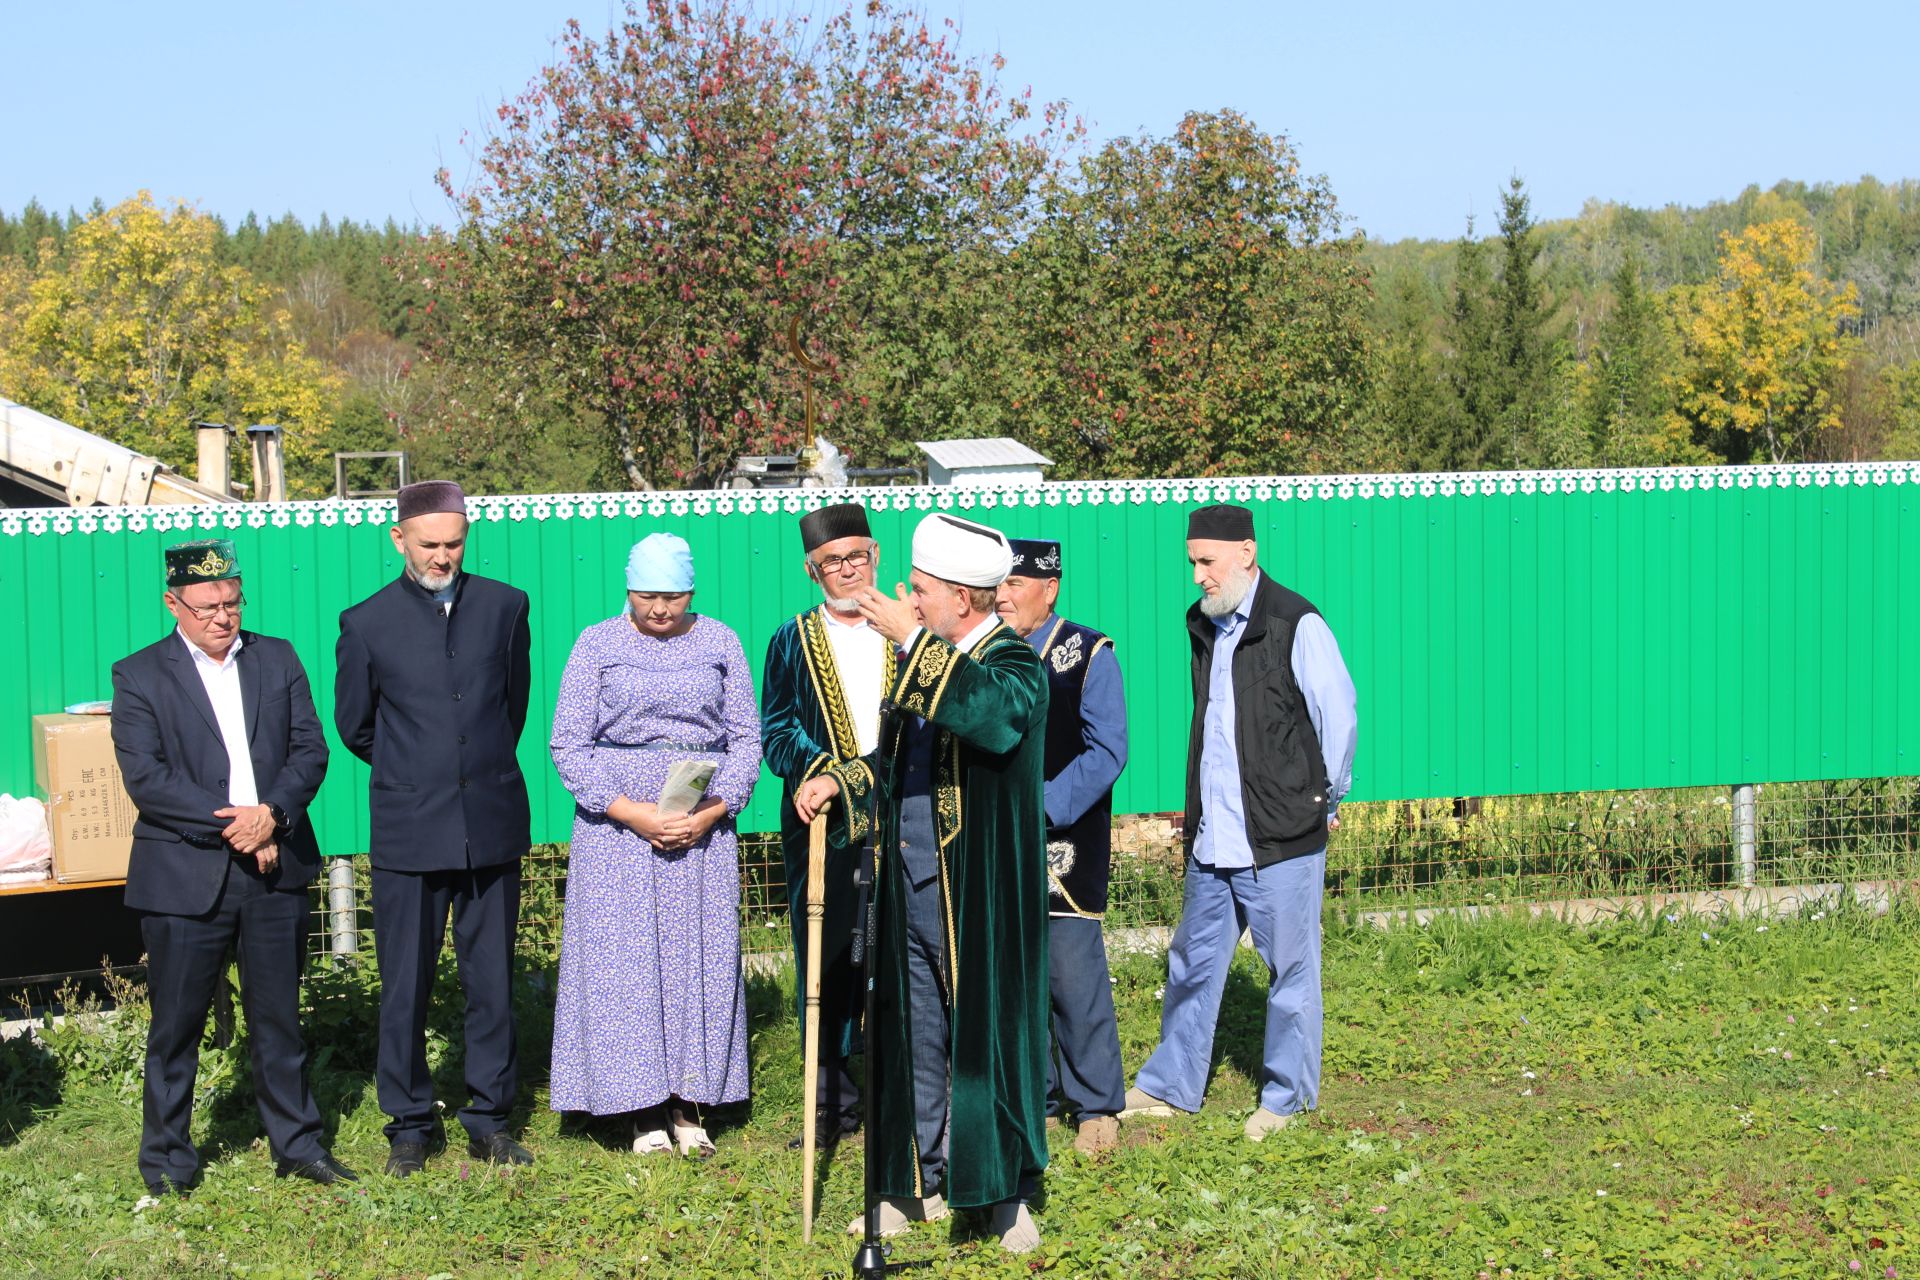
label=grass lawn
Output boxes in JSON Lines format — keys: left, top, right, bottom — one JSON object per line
{"left": 1, "top": 901, "right": 1915, "bottom": 1278}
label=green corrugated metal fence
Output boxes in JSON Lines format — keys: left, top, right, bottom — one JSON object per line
{"left": 3, "top": 462, "right": 1915, "bottom": 855}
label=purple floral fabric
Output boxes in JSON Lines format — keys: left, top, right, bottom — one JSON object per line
{"left": 547, "top": 613, "right": 762, "bottom": 1114}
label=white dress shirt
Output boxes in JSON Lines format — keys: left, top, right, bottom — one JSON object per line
{"left": 178, "top": 629, "right": 259, "bottom": 807}
{"left": 820, "top": 606, "right": 886, "bottom": 755}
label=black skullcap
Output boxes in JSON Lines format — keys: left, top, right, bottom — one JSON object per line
{"left": 799, "top": 502, "right": 872, "bottom": 552}
{"left": 1007, "top": 538, "right": 1062, "bottom": 579}
{"left": 1186, "top": 503, "right": 1256, "bottom": 542}
{"left": 396, "top": 479, "right": 468, "bottom": 522}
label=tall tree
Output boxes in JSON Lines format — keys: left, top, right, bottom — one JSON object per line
{"left": 1582, "top": 252, "right": 1674, "bottom": 464}
{"left": 1437, "top": 218, "right": 1503, "bottom": 470}
{"left": 429, "top": 0, "right": 1073, "bottom": 489}
{"left": 1491, "top": 176, "right": 1565, "bottom": 466}
{"left": 0, "top": 192, "right": 337, "bottom": 494}
{"left": 1667, "top": 219, "right": 1860, "bottom": 463}
{"left": 1013, "top": 109, "right": 1371, "bottom": 478}
{"left": 1349, "top": 270, "right": 1443, "bottom": 472}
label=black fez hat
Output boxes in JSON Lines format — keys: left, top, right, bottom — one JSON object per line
{"left": 1187, "top": 503, "right": 1256, "bottom": 542}
{"left": 1007, "top": 538, "right": 1062, "bottom": 579}
{"left": 799, "top": 502, "right": 872, "bottom": 552}
{"left": 396, "top": 479, "right": 468, "bottom": 522}
{"left": 165, "top": 539, "right": 241, "bottom": 588}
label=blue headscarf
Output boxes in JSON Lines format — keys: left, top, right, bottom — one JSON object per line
{"left": 626, "top": 533, "right": 695, "bottom": 593}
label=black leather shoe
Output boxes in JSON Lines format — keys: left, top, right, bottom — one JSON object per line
{"left": 144, "top": 1175, "right": 191, "bottom": 1198}
{"left": 385, "top": 1141, "right": 428, "bottom": 1177}
{"left": 467, "top": 1132, "right": 535, "bottom": 1166}
{"left": 275, "top": 1153, "right": 359, "bottom": 1185}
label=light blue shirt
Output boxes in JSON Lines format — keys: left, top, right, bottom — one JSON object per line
{"left": 1022, "top": 613, "right": 1129, "bottom": 828}
{"left": 1193, "top": 574, "right": 1358, "bottom": 868}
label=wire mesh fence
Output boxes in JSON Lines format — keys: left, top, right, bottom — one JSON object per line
{"left": 307, "top": 776, "right": 1920, "bottom": 963}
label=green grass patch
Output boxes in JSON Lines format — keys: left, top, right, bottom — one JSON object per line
{"left": 2, "top": 902, "right": 1915, "bottom": 1277}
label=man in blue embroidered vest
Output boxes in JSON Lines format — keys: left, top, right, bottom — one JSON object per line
{"left": 1122, "top": 503, "right": 1358, "bottom": 1141}
{"left": 794, "top": 512, "right": 1051, "bottom": 1253}
{"left": 996, "top": 537, "right": 1129, "bottom": 1157}
{"left": 760, "top": 502, "right": 894, "bottom": 1143}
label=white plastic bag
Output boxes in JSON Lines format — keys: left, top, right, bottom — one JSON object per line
{"left": 0, "top": 794, "right": 53, "bottom": 871}
{"left": 809, "top": 436, "right": 849, "bottom": 487}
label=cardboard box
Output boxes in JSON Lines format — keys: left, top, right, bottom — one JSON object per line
{"left": 31, "top": 714, "right": 135, "bottom": 883}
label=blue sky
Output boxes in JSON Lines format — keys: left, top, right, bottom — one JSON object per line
{"left": 3, "top": 1, "right": 1912, "bottom": 242}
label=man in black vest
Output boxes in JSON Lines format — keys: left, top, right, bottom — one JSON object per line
{"left": 335, "top": 480, "right": 535, "bottom": 1175}
{"left": 996, "top": 538, "right": 1129, "bottom": 1156}
{"left": 111, "top": 539, "right": 355, "bottom": 1194}
{"left": 1123, "top": 504, "right": 1357, "bottom": 1142}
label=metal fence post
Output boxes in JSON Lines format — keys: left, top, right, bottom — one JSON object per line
{"left": 1733, "top": 784, "right": 1757, "bottom": 889}
{"left": 328, "top": 858, "right": 359, "bottom": 957}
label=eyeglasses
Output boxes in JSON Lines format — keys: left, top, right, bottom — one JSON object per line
{"left": 812, "top": 549, "right": 872, "bottom": 575}
{"left": 174, "top": 594, "right": 246, "bottom": 620}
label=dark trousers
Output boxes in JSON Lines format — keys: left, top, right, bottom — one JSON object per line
{"left": 138, "top": 859, "right": 324, "bottom": 1189}
{"left": 1046, "top": 915, "right": 1126, "bottom": 1120}
{"left": 371, "top": 862, "right": 520, "bottom": 1144}
{"left": 900, "top": 865, "right": 950, "bottom": 1196}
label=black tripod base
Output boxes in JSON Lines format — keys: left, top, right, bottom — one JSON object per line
{"left": 846, "top": 1238, "right": 930, "bottom": 1279}
{"left": 850, "top": 1239, "right": 889, "bottom": 1278}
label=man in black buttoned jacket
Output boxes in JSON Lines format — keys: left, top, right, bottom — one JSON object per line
{"left": 334, "top": 480, "right": 535, "bottom": 1175}
{"left": 111, "top": 538, "right": 355, "bottom": 1195}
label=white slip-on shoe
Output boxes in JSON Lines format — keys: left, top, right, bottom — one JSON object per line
{"left": 989, "top": 1200, "right": 1040, "bottom": 1254}
{"left": 847, "top": 1194, "right": 949, "bottom": 1237}
{"left": 1244, "top": 1107, "right": 1293, "bottom": 1142}
{"left": 668, "top": 1107, "right": 716, "bottom": 1159}
{"left": 1119, "top": 1085, "right": 1179, "bottom": 1118}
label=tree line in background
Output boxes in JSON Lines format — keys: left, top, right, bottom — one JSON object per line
{"left": 2, "top": 0, "right": 1917, "bottom": 500}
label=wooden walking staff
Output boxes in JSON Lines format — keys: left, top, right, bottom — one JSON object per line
{"left": 800, "top": 811, "right": 828, "bottom": 1241}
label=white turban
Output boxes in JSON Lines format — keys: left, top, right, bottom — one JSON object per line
{"left": 911, "top": 513, "right": 1014, "bottom": 588}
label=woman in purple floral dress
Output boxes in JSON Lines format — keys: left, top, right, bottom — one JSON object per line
{"left": 548, "top": 533, "right": 761, "bottom": 1156}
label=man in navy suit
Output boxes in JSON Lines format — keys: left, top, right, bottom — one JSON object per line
{"left": 334, "top": 480, "right": 535, "bottom": 1176}
{"left": 110, "top": 538, "right": 355, "bottom": 1195}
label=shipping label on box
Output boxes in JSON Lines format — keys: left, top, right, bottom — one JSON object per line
{"left": 32, "top": 714, "right": 136, "bottom": 883}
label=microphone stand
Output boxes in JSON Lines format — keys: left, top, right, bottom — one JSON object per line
{"left": 848, "top": 698, "right": 927, "bottom": 1280}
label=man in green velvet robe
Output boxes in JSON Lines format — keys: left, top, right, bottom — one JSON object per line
{"left": 760, "top": 503, "right": 895, "bottom": 1141}
{"left": 795, "top": 512, "right": 1052, "bottom": 1254}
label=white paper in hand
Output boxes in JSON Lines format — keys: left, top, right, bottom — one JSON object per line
{"left": 657, "top": 760, "right": 718, "bottom": 815}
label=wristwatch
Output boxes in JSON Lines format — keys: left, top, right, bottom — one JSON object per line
{"left": 264, "top": 802, "right": 294, "bottom": 835}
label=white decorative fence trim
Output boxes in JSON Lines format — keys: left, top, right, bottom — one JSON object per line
{"left": 4, "top": 461, "right": 1913, "bottom": 537}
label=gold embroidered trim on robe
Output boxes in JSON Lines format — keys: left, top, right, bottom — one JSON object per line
{"left": 895, "top": 629, "right": 961, "bottom": 720}
{"left": 825, "top": 756, "right": 878, "bottom": 844}
{"left": 796, "top": 608, "right": 858, "bottom": 759}
{"left": 938, "top": 839, "right": 958, "bottom": 1005}
{"left": 798, "top": 606, "right": 896, "bottom": 845}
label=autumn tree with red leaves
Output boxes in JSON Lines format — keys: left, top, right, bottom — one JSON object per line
{"left": 427, "top": 0, "right": 1075, "bottom": 489}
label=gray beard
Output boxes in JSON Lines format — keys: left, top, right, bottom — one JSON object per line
{"left": 1198, "top": 566, "right": 1254, "bottom": 619}
{"left": 822, "top": 594, "right": 862, "bottom": 616}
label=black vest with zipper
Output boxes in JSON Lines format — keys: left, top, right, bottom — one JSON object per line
{"left": 1183, "top": 577, "right": 1330, "bottom": 867}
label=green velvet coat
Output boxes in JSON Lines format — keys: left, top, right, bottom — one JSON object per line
{"left": 824, "top": 620, "right": 1052, "bottom": 1208}
{"left": 760, "top": 608, "right": 896, "bottom": 1059}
